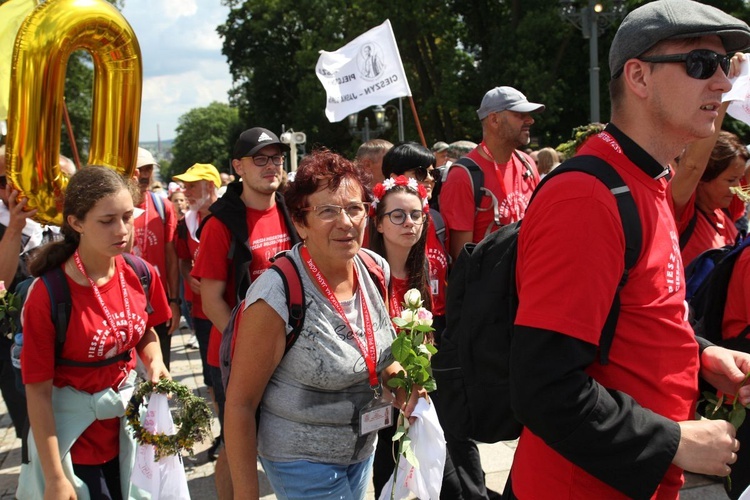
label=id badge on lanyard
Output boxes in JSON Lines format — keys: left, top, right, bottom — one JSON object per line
{"left": 359, "top": 389, "right": 394, "bottom": 435}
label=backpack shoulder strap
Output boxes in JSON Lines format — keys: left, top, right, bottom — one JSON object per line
{"left": 679, "top": 211, "right": 699, "bottom": 250}
{"left": 451, "top": 157, "right": 484, "bottom": 209}
{"left": 356, "top": 249, "right": 387, "bottom": 301}
{"left": 122, "top": 253, "right": 154, "bottom": 314}
{"left": 149, "top": 191, "right": 166, "bottom": 223}
{"left": 269, "top": 255, "right": 305, "bottom": 354}
{"left": 176, "top": 218, "right": 188, "bottom": 241}
{"left": 40, "top": 267, "right": 72, "bottom": 359}
{"left": 538, "top": 155, "right": 642, "bottom": 364}
{"left": 429, "top": 208, "right": 447, "bottom": 250}
{"left": 513, "top": 150, "right": 535, "bottom": 179}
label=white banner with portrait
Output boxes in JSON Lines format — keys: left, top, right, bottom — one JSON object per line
{"left": 315, "top": 19, "right": 411, "bottom": 122}
{"left": 725, "top": 54, "right": 750, "bottom": 125}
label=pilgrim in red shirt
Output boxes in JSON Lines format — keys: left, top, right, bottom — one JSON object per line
{"left": 671, "top": 189, "right": 738, "bottom": 266}
{"left": 175, "top": 212, "right": 207, "bottom": 319}
{"left": 513, "top": 131, "right": 699, "bottom": 499}
{"left": 192, "top": 205, "right": 292, "bottom": 366}
{"left": 22, "top": 255, "right": 170, "bottom": 465}
{"left": 440, "top": 148, "right": 538, "bottom": 243}
{"left": 133, "top": 193, "right": 178, "bottom": 291}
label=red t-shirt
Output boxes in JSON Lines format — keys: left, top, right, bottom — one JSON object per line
{"left": 672, "top": 189, "right": 738, "bottom": 266}
{"left": 513, "top": 131, "right": 699, "bottom": 499}
{"left": 440, "top": 148, "right": 539, "bottom": 243}
{"left": 175, "top": 212, "right": 206, "bottom": 319}
{"left": 425, "top": 220, "right": 448, "bottom": 316}
{"left": 192, "top": 204, "right": 292, "bottom": 366}
{"left": 22, "top": 256, "right": 170, "bottom": 465}
{"left": 389, "top": 275, "right": 410, "bottom": 319}
{"left": 133, "top": 193, "right": 178, "bottom": 291}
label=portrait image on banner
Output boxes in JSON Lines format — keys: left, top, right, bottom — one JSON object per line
{"left": 315, "top": 19, "right": 411, "bottom": 122}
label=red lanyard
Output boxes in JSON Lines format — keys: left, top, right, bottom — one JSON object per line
{"left": 389, "top": 285, "right": 402, "bottom": 319}
{"left": 300, "top": 246, "right": 379, "bottom": 390}
{"left": 480, "top": 141, "right": 522, "bottom": 221}
{"left": 73, "top": 251, "right": 134, "bottom": 347}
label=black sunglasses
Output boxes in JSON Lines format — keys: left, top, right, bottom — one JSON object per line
{"left": 638, "top": 49, "right": 730, "bottom": 80}
{"left": 409, "top": 166, "right": 433, "bottom": 182}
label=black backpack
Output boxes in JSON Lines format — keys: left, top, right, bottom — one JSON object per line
{"left": 12, "top": 253, "right": 153, "bottom": 371}
{"left": 431, "top": 156, "right": 642, "bottom": 443}
{"left": 687, "top": 237, "right": 750, "bottom": 352}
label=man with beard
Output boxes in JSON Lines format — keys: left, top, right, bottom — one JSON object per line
{"left": 440, "top": 86, "right": 544, "bottom": 261}
{"left": 192, "top": 127, "right": 299, "bottom": 499}
{"left": 133, "top": 148, "right": 180, "bottom": 369}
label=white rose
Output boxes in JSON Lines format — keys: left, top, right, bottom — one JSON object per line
{"left": 404, "top": 288, "right": 422, "bottom": 309}
{"left": 400, "top": 308, "right": 415, "bottom": 324}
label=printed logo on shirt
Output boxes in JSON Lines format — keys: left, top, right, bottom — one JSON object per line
{"left": 666, "top": 230, "right": 683, "bottom": 294}
{"left": 90, "top": 311, "right": 147, "bottom": 360}
{"left": 599, "top": 132, "right": 623, "bottom": 154}
{"left": 499, "top": 191, "right": 531, "bottom": 223}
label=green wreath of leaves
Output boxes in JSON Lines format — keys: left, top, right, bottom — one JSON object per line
{"left": 125, "top": 379, "right": 213, "bottom": 461}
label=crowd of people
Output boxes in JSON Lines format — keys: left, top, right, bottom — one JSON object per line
{"left": 2, "top": 0, "right": 750, "bottom": 499}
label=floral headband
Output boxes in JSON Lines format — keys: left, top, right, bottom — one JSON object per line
{"left": 370, "top": 175, "right": 429, "bottom": 217}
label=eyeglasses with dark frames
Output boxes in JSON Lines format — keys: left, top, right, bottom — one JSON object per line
{"left": 301, "top": 203, "right": 371, "bottom": 222}
{"left": 382, "top": 208, "right": 426, "bottom": 226}
{"left": 249, "top": 154, "right": 285, "bottom": 167}
{"left": 638, "top": 49, "right": 731, "bottom": 80}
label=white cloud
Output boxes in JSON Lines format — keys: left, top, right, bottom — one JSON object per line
{"left": 121, "top": 0, "right": 232, "bottom": 142}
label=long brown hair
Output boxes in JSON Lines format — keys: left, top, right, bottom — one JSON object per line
{"left": 368, "top": 185, "right": 432, "bottom": 311}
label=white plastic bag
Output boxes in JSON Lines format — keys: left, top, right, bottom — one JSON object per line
{"left": 739, "top": 484, "right": 750, "bottom": 500}
{"left": 378, "top": 398, "right": 446, "bottom": 500}
{"left": 130, "top": 393, "right": 191, "bottom": 500}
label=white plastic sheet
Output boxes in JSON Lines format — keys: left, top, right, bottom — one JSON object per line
{"left": 378, "top": 398, "right": 446, "bottom": 500}
{"left": 130, "top": 393, "right": 191, "bottom": 500}
{"left": 724, "top": 54, "right": 750, "bottom": 126}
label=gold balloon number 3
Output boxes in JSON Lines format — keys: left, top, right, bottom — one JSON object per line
{"left": 5, "top": 0, "right": 142, "bottom": 226}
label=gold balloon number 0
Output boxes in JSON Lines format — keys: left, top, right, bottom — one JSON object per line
{"left": 5, "top": 0, "right": 142, "bottom": 226}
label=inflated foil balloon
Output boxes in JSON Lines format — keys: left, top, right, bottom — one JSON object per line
{"left": 5, "top": 0, "right": 142, "bottom": 226}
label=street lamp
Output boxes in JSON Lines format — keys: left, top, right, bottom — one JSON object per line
{"left": 559, "top": 0, "right": 627, "bottom": 123}
{"left": 347, "top": 105, "right": 388, "bottom": 143}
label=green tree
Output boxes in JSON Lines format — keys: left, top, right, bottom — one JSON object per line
{"left": 169, "top": 101, "right": 242, "bottom": 179}
{"left": 218, "top": 0, "right": 750, "bottom": 154}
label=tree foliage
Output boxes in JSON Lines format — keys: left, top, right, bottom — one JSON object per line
{"left": 217, "top": 0, "right": 750, "bottom": 156}
{"left": 168, "top": 101, "right": 242, "bottom": 179}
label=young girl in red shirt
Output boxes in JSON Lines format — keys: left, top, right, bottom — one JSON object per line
{"left": 20, "top": 166, "right": 170, "bottom": 499}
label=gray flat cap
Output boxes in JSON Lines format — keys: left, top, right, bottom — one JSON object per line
{"left": 609, "top": 0, "right": 750, "bottom": 78}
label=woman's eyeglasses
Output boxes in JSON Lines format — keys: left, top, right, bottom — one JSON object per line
{"left": 638, "top": 49, "right": 730, "bottom": 80}
{"left": 382, "top": 208, "right": 426, "bottom": 226}
{"left": 302, "top": 203, "right": 370, "bottom": 222}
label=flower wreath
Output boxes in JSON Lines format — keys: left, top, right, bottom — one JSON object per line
{"left": 370, "top": 175, "right": 429, "bottom": 217}
{"left": 125, "top": 378, "right": 213, "bottom": 460}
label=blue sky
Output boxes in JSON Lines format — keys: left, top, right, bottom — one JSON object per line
{"left": 121, "top": 0, "right": 233, "bottom": 142}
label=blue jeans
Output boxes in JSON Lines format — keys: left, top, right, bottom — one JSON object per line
{"left": 259, "top": 455, "right": 374, "bottom": 500}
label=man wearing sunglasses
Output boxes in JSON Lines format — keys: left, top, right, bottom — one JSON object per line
{"left": 440, "top": 86, "right": 544, "bottom": 261}
{"left": 192, "top": 127, "right": 300, "bottom": 499}
{"left": 508, "top": 1, "right": 750, "bottom": 499}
